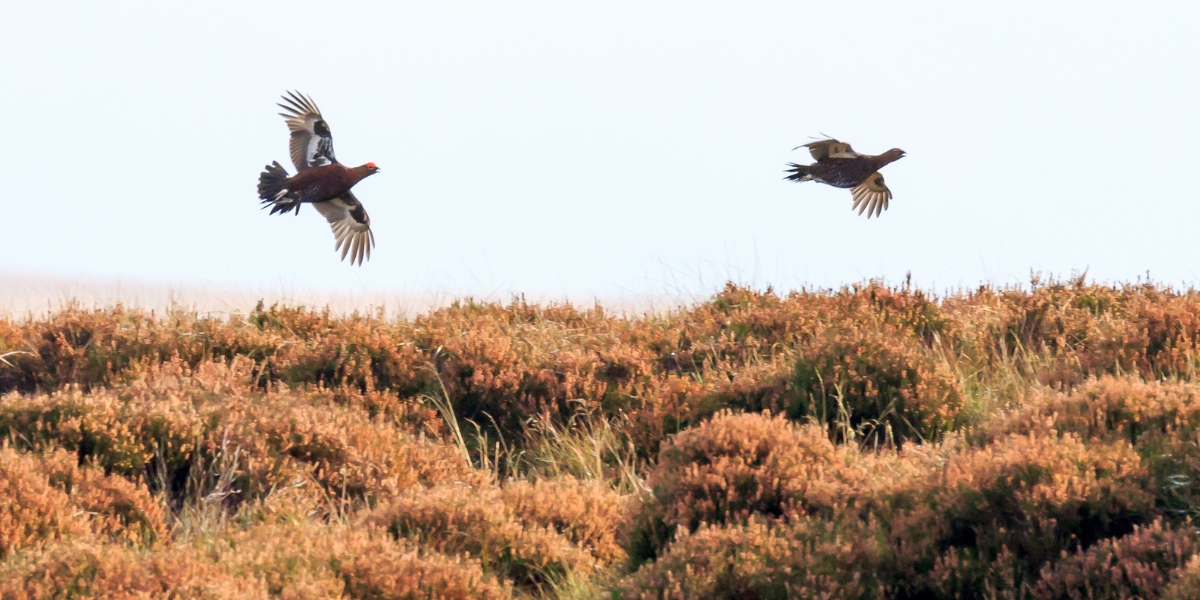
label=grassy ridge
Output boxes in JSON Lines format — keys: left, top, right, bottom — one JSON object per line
{"left": 4, "top": 278, "right": 1200, "bottom": 597}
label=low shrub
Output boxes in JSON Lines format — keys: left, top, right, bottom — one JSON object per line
{"left": 987, "top": 376, "right": 1200, "bottom": 518}
{"left": 627, "top": 411, "right": 864, "bottom": 564}
{"left": 941, "top": 278, "right": 1200, "bottom": 386}
{"left": 618, "top": 516, "right": 888, "bottom": 600}
{"left": 337, "top": 537, "right": 513, "bottom": 600}
{"left": 0, "top": 358, "right": 479, "bottom": 508}
{"left": 371, "top": 483, "right": 595, "bottom": 588}
{"left": 0, "top": 446, "right": 165, "bottom": 558}
{"left": 888, "top": 432, "right": 1155, "bottom": 596}
{"left": 0, "top": 447, "right": 85, "bottom": 558}
{"left": 1029, "top": 518, "right": 1200, "bottom": 600}
{"left": 792, "top": 318, "right": 963, "bottom": 445}
{"left": 1164, "top": 555, "right": 1200, "bottom": 600}
{"left": 203, "top": 504, "right": 511, "bottom": 600}
{"left": 0, "top": 541, "right": 257, "bottom": 600}
{"left": 501, "top": 476, "right": 629, "bottom": 566}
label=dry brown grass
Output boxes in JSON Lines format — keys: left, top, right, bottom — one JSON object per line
{"left": 6, "top": 278, "right": 1200, "bottom": 597}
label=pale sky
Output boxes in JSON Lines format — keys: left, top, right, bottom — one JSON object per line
{"left": 2, "top": 2, "right": 1198, "bottom": 302}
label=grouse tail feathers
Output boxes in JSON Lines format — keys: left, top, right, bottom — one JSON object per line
{"left": 257, "top": 161, "right": 300, "bottom": 216}
{"left": 783, "top": 163, "right": 812, "bottom": 182}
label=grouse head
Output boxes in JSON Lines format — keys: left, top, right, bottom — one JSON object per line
{"left": 881, "top": 148, "right": 906, "bottom": 163}
{"left": 363, "top": 162, "right": 381, "bottom": 176}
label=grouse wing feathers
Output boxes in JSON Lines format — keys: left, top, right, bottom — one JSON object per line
{"left": 803, "top": 138, "right": 859, "bottom": 161}
{"left": 278, "top": 91, "right": 337, "bottom": 171}
{"left": 850, "top": 172, "right": 891, "bottom": 218}
{"left": 312, "top": 193, "right": 374, "bottom": 266}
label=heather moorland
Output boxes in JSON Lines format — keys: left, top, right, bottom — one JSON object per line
{"left": 5, "top": 277, "right": 1200, "bottom": 598}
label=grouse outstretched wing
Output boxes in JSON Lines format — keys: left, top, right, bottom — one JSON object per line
{"left": 312, "top": 192, "right": 374, "bottom": 265}
{"left": 850, "top": 172, "right": 892, "bottom": 218}
{"left": 801, "top": 138, "right": 859, "bottom": 161}
{"left": 278, "top": 91, "right": 337, "bottom": 171}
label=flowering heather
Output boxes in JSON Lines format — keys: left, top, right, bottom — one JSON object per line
{"left": 619, "top": 516, "right": 889, "bottom": 599}
{"left": 4, "top": 278, "right": 1200, "bottom": 597}
{"left": 1029, "top": 518, "right": 1200, "bottom": 599}
{"left": 627, "top": 412, "right": 864, "bottom": 563}
{"left": 1164, "top": 555, "right": 1200, "bottom": 600}
{"left": 501, "top": 476, "right": 629, "bottom": 565}
{"left": 370, "top": 483, "right": 596, "bottom": 586}
{"left": 0, "top": 446, "right": 165, "bottom": 558}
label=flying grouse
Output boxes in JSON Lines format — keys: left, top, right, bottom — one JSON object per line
{"left": 257, "top": 91, "right": 379, "bottom": 265}
{"left": 784, "top": 139, "right": 905, "bottom": 218}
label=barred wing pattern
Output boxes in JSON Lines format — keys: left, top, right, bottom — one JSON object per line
{"left": 278, "top": 91, "right": 337, "bottom": 171}
{"left": 312, "top": 193, "right": 374, "bottom": 265}
{"left": 850, "top": 172, "right": 892, "bottom": 219}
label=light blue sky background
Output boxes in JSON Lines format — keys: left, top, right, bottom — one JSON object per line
{"left": 2, "top": 2, "right": 1198, "bottom": 302}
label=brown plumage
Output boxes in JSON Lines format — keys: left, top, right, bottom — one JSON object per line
{"left": 784, "top": 138, "right": 905, "bottom": 218}
{"left": 257, "top": 91, "right": 379, "bottom": 265}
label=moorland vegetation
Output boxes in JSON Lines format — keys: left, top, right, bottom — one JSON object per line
{"left": 5, "top": 276, "right": 1200, "bottom": 598}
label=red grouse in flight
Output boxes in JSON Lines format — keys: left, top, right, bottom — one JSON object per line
{"left": 785, "top": 139, "right": 905, "bottom": 218}
{"left": 257, "top": 91, "right": 379, "bottom": 265}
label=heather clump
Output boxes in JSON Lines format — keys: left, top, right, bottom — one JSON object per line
{"left": 50, "top": 455, "right": 169, "bottom": 546}
{"left": 888, "top": 432, "right": 1154, "bottom": 596}
{"left": 1164, "top": 555, "right": 1200, "bottom": 600}
{"left": 942, "top": 277, "right": 1200, "bottom": 386}
{"left": 983, "top": 376, "right": 1200, "bottom": 443}
{"left": 0, "top": 541, "right": 258, "bottom": 599}
{"left": 619, "top": 516, "right": 889, "bottom": 600}
{"left": 624, "top": 283, "right": 948, "bottom": 451}
{"left": 0, "top": 302, "right": 431, "bottom": 396}
{"left": 501, "top": 476, "right": 629, "bottom": 565}
{"left": 0, "top": 304, "right": 178, "bottom": 393}
{"left": 227, "top": 388, "right": 480, "bottom": 500}
{"left": 0, "top": 447, "right": 87, "bottom": 557}
{"left": 203, "top": 504, "right": 512, "bottom": 600}
{"left": 0, "top": 358, "right": 479, "bottom": 507}
{"left": 336, "top": 537, "right": 513, "bottom": 600}
{"left": 0, "top": 446, "right": 165, "bottom": 558}
{"left": 1028, "top": 518, "right": 1200, "bottom": 600}
{"left": 792, "top": 316, "right": 963, "bottom": 445}
{"left": 628, "top": 411, "right": 864, "bottom": 564}
{"left": 683, "top": 282, "right": 943, "bottom": 359}
{"left": 370, "top": 483, "right": 596, "bottom": 588}
{"left": 0, "top": 512, "right": 512, "bottom": 599}
{"left": 412, "top": 300, "right": 645, "bottom": 441}
{"left": 626, "top": 412, "right": 1158, "bottom": 597}
{"left": 987, "top": 376, "right": 1200, "bottom": 517}
{"left": 629, "top": 356, "right": 798, "bottom": 452}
